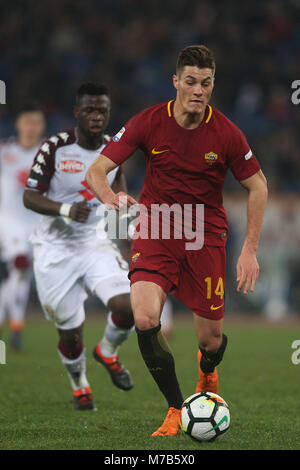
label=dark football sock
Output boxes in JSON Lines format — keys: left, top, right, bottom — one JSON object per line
{"left": 199, "top": 333, "right": 228, "bottom": 374}
{"left": 136, "top": 324, "right": 183, "bottom": 409}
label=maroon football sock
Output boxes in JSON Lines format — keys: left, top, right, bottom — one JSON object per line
{"left": 58, "top": 339, "right": 84, "bottom": 360}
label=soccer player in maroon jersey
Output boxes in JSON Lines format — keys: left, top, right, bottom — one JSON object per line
{"left": 86, "top": 46, "right": 268, "bottom": 435}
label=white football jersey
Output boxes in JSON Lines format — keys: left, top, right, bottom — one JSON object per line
{"left": 26, "top": 129, "right": 119, "bottom": 246}
{"left": 0, "top": 138, "right": 41, "bottom": 258}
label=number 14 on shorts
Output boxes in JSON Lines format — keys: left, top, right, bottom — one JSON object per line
{"left": 205, "top": 277, "right": 224, "bottom": 311}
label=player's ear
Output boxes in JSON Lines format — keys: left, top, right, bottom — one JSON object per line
{"left": 73, "top": 106, "right": 79, "bottom": 119}
{"left": 172, "top": 74, "right": 179, "bottom": 91}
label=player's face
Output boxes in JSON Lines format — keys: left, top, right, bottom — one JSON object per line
{"left": 75, "top": 95, "right": 111, "bottom": 139}
{"left": 15, "top": 111, "right": 45, "bottom": 143}
{"left": 173, "top": 66, "right": 214, "bottom": 115}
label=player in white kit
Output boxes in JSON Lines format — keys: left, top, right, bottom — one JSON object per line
{"left": 0, "top": 106, "right": 45, "bottom": 350}
{"left": 23, "top": 83, "right": 135, "bottom": 410}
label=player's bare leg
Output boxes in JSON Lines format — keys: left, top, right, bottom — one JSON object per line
{"left": 160, "top": 296, "right": 174, "bottom": 340}
{"left": 93, "top": 293, "right": 134, "bottom": 390}
{"left": 58, "top": 323, "right": 96, "bottom": 411}
{"left": 131, "top": 280, "right": 182, "bottom": 436}
{"left": 193, "top": 315, "right": 227, "bottom": 394}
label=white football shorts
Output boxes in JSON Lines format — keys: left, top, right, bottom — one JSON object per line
{"left": 32, "top": 240, "right": 130, "bottom": 330}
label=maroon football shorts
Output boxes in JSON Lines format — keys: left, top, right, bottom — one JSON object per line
{"left": 129, "top": 237, "right": 226, "bottom": 320}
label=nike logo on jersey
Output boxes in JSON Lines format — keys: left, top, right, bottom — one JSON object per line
{"left": 151, "top": 148, "right": 169, "bottom": 155}
{"left": 210, "top": 304, "right": 224, "bottom": 311}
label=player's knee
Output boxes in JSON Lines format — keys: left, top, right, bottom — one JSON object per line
{"left": 199, "top": 332, "right": 223, "bottom": 354}
{"left": 199, "top": 333, "right": 228, "bottom": 371}
{"left": 134, "top": 312, "right": 159, "bottom": 331}
{"left": 108, "top": 294, "right": 134, "bottom": 328}
{"left": 58, "top": 325, "right": 83, "bottom": 353}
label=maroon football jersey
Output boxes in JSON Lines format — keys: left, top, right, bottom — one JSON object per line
{"left": 102, "top": 100, "right": 261, "bottom": 246}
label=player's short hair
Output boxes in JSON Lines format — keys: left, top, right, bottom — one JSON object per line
{"left": 176, "top": 45, "right": 216, "bottom": 76}
{"left": 76, "top": 82, "right": 110, "bottom": 105}
{"left": 16, "top": 104, "right": 43, "bottom": 118}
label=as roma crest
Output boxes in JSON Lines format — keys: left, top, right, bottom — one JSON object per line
{"left": 205, "top": 152, "right": 218, "bottom": 165}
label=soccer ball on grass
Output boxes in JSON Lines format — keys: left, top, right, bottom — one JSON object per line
{"left": 180, "top": 392, "right": 230, "bottom": 442}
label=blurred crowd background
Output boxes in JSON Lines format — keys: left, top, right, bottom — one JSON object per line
{"left": 0, "top": 0, "right": 299, "bottom": 318}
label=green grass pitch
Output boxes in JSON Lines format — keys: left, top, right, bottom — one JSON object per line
{"left": 0, "top": 315, "right": 299, "bottom": 450}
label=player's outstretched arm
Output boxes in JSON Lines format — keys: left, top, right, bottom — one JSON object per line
{"left": 23, "top": 190, "right": 91, "bottom": 223}
{"left": 236, "top": 170, "right": 268, "bottom": 294}
{"left": 86, "top": 154, "right": 137, "bottom": 210}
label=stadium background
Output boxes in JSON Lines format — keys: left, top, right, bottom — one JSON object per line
{"left": 1, "top": 0, "right": 299, "bottom": 319}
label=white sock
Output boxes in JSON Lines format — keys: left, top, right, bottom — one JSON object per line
{"left": 58, "top": 348, "right": 90, "bottom": 391}
{"left": 99, "top": 311, "right": 134, "bottom": 358}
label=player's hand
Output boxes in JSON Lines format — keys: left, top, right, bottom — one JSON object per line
{"left": 236, "top": 249, "right": 260, "bottom": 294}
{"left": 105, "top": 191, "right": 137, "bottom": 211}
{"left": 69, "top": 199, "right": 91, "bottom": 223}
